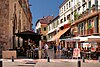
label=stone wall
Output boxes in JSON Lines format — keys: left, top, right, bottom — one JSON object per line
{"left": 0, "top": 0, "right": 32, "bottom": 58}
{"left": 0, "top": 0, "right": 10, "bottom": 50}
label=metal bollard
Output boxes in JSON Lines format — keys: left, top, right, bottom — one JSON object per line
{"left": 12, "top": 56, "right": 14, "bottom": 62}
{"left": 47, "top": 56, "right": 50, "bottom": 62}
{"left": 77, "top": 60, "right": 81, "bottom": 67}
{"left": 0, "top": 61, "right": 2, "bottom": 67}
{"left": 82, "top": 56, "right": 85, "bottom": 62}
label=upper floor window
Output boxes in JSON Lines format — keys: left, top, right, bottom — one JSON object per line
{"left": 88, "top": 1, "right": 91, "bottom": 9}
{"left": 87, "top": 19, "right": 92, "bottom": 30}
{"left": 95, "top": 0, "right": 98, "bottom": 9}
{"left": 62, "top": 8, "right": 63, "bottom": 13}
{"left": 43, "top": 27, "right": 46, "bottom": 31}
{"left": 64, "top": 6, "right": 66, "bottom": 11}
{"left": 48, "top": 26, "right": 50, "bottom": 31}
{"left": 64, "top": 17, "right": 66, "bottom": 22}
{"left": 53, "top": 23, "right": 55, "bottom": 28}
{"left": 60, "top": 19, "right": 63, "bottom": 23}
{"left": 67, "top": 14, "right": 70, "bottom": 20}
{"left": 82, "top": 0, "right": 85, "bottom": 2}
{"left": 57, "top": 20, "right": 59, "bottom": 26}
{"left": 71, "top": 0, "right": 73, "bottom": 2}
{"left": 69, "top": 1, "right": 71, "bottom": 8}
{"left": 66, "top": 3, "right": 68, "bottom": 9}
{"left": 43, "top": 36, "right": 47, "bottom": 40}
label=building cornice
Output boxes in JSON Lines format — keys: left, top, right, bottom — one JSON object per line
{"left": 59, "top": 0, "right": 68, "bottom": 8}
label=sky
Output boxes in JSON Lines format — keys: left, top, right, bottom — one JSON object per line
{"left": 29, "top": 0, "right": 64, "bottom": 29}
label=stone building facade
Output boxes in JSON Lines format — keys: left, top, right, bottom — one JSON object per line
{"left": 0, "top": 0, "right": 32, "bottom": 57}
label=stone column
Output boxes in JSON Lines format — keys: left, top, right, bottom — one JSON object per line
{"left": 38, "top": 41, "right": 42, "bottom": 59}
{"left": 99, "top": 13, "right": 100, "bottom": 33}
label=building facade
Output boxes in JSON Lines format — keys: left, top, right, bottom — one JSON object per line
{"left": 35, "top": 16, "right": 54, "bottom": 45}
{"left": 47, "top": 16, "right": 59, "bottom": 42}
{"left": 46, "top": 0, "right": 100, "bottom": 59}
{"left": 0, "top": 0, "right": 32, "bottom": 57}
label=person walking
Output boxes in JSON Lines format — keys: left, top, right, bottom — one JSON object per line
{"left": 44, "top": 43, "right": 48, "bottom": 58}
{"left": 54, "top": 44, "right": 57, "bottom": 58}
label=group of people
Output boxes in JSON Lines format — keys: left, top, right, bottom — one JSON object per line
{"left": 81, "top": 46, "right": 100, "bottom": 60}
{"left": 42, "top": 43, "right": 49, "bottom": 58}
{"left": 53, "top": 44, "right": 74, "bottom": 59}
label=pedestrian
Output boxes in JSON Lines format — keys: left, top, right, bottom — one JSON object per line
{"left": 54, "top": 44, "right": 57, "bottom": 58}
{"left": 44, "top": 42, "right": 48, "bottom": 58}
{"left": 58, "top": 44, "right": 61, "bottom": 52}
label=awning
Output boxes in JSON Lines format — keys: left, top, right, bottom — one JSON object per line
{"left": 14, "top": 30, "right": 41, "bottom": 41}
{"left": 66, "top": 36, "right": 100, "bottom": 43}
{"left": 88, "top": 36, "right": 100, "bottom": 42}
{"left": 51, "top": 28, "right": 70, "bottom": 41}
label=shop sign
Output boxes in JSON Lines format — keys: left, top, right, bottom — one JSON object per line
{"left": 73, "top": 48, "right": 80, "bottom": 58}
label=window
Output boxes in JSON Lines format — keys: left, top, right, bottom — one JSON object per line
{"left": 87, "top": 19, "right": 93, "bottom": 34}
{"left": 78, "top": 7, "right": 80, "bottom": 11}
{"left": 66, "top": 3, "right": 68, "bottom": 9}
{"left": 69, "top": 1, "right": 71, "bottom": 8}
{"left": 64, "top": 17, "right": 66, "bottom": 22}
{"left": 64, "top": 6, "right": 65, "bottom": 11}
{"left": 43, "top": 27, "right": 46, "bottom": 31}
{"left": 95, "top": 0, "right": 98, "bottom": 10}
{"left": 88, "top": 1, "right": 91, "bottom": 9}
{"left": 83, "top": 4, "right": 85, "bottom": 11}
{"left": 67, "top": 14, "right": 70, "bottom": 20}
{"left": 87, "top": 20, "right": 92, "bottom": 30}
{"left": 81, "top": 22, "right": 85, "bottom": 35}
{"left": 60, "top": 19, "right": 63, "bottom": 23}
{"left": 78, "top": 24, "right": 81, "bottom": 35}
{"left": 57, "top": 20, "right": 59, "bottom": 26}
{"left": 82, "top": 0, "right": 85, "bottom": 2}
{"left": 94, "top": 16, "right": 98, "bottom": 33}
{"left": 53, "top": 23, "right": 55, "bottom": 28}
{"left": 78, "top": 23, "right": 85, "bottom": 35}
{"left": 62, "top": 8, "right": 63, "bottom": 13}
{"left": 43, "top": 36, "right": 46, "bottom": 40}
{"left": 48, "top": 26, "right": 50, "bottom": 31}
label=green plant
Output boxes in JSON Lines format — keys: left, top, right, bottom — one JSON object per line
{"left": 69, "top": 19, "right": 73, "bottom": 24}
{"left": 87, "top": 24, "right": 92, "bottom": 29}
{"left": 74, "top": 11, "right": 80, "bottom": 21}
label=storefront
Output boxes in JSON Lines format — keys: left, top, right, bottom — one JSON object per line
{"left": 67, "top": 36, "right": 100, "bottom": 59}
